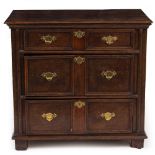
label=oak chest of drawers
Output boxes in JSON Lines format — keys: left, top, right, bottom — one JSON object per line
{"left": 5, "top": 10, "right": 152, "bottom": 150}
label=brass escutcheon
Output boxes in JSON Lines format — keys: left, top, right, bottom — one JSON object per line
{"left": 74, "top": 100, "right": 85, "bottom": 109}
{"left": 74, "top": 30, "right": 85, "bottom": 39}
{"left": 74, "top": 56, "right": 85, "bottom": 65}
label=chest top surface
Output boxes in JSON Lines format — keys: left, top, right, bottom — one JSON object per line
{"left": 5, "top": 9, "right": 152, "bottom": 26}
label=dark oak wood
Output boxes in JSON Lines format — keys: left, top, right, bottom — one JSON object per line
{"left": 86, "top": 99, "right": 136, "bottom": 133}
{"left": 25, "top": 100, "right": 71, "bottom": 135}
{"left": 24, "top": 29, "right": 72, "bottom": 51}
{"left": 130, "top": 139, "right": 144, "bottom": 149}
{"left": 13, "top": 133, "right": 147, "bottom": 141}
{"left": 85, "top": 55, "right": 136, "bottom": 95}
{"left": 5, "top": 10, "right": 152, "bottom": 25}
{"left": 24, "top": 55, "right": 74, "bottom": 96}
{"left": 5, "top": 10, "right": 152, "bottom": 150}
{"left": 72, "top": 101, "right": 86, "bottom": 133}
{"left": 15, "top": 140, "right": 28, "bottom": 150}
{"left": 86, "top": 29, "right": 138, "bottom": 50}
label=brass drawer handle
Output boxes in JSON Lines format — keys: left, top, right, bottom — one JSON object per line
{"left": 74, "top": 100, "right": 85, "bottom": 109}
{"left": 101, "top": 112, "right": 115, "bottom": 121}
{"left": 101, "top": 70, "right": 117, "bottom": 80}
{"left": 41, "top": 35, "right": 56, "bottom": 44}
{"left": 42, "top": 113, "right": 57, "bottom": 122}
{"left": 101, "top": 35, "right": 118, "bottom": 45}
{"left": 74, "top": 56, "right": 85, "bottom": 65}
{"left": 41, "top": 72, "right": 57, "bottom": 81}
{"left": 74, "top": 30, "right": 85, "bottom": 39}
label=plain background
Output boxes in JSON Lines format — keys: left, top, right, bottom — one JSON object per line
{"left": 0, "top": 0, "right": 155, "bottom": 154}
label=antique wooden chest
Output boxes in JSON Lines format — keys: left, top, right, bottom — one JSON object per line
{"left": 5, "top": 10, "right": 152, "bottom": 150}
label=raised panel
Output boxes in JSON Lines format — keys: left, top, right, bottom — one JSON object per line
{"left": 24, "top": 29, "right": 72, "bottom": 50}
{"left": 25, "top": 100, "right": 71, "bottom": 135}
{"left": 85, "top": 55, "right": 137, "bottom": 95}
{"left": 24, "top": 55, "right": 74, "bottom": 96}
{"left": 86, "top": 29, "right": 137, "bottom": 50}
{"left": 86, "top": 99, "right": 136, "bottom": 133}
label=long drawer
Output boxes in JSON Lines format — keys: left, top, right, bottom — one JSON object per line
{"left": 24, "top": 55, "right": 137, "bottom": 96}
{"left": 24, "top": 29, "right": 138, "bottom": 51}
{"left": 24, "top": 99, "right": 136, "bottom": 135}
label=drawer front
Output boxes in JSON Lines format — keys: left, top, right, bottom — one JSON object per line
{"left": 24, "top": 29, "right": 72, "bottom": 50}
{"left": 86, "top": 29, "right": 137, "bottom": 50}
{"left": 24, "top": 29, "right": 137, "bottom": 51}
{"left": 25, "top": 100, "right": 71, "bottom": 135}
{"left": 86, "top": 55, "right": 137, "bottom": 95}
{"left": 24, "top": 55, "right": 74, "bottom": 96}
{"left": 86, "top": 99, "right": 136, "bottom": 133}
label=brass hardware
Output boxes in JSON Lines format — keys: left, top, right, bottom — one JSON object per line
{"left": 74, "top": 100, "right": 85, "bottom": 109}
{"left": 74, "top": 30, "right": 85, "bottom": 38}
{"left": 101, "top": 70, "right": 117, "bottom": 80}
{"left": 41, "top": 35, "right": 56, "bottom": 44}
{"left": 101, "top": 112, "right": 115, "bottom": 121}
{"left": 41, "top": 72, "right": 57, "bottom": 81}
{"left": 101, "top": 35, "right": 118, "bottom": 45}
{"left": 74, "top": 56, "right": 85, "bottom": 65}
{"left": 42, "top": 113, "right": 57, "bottom": 122}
